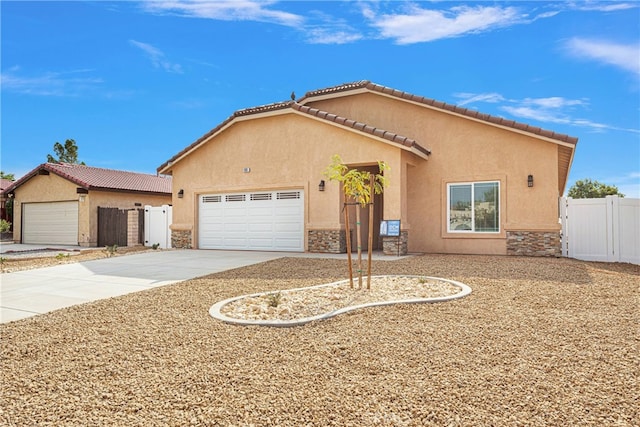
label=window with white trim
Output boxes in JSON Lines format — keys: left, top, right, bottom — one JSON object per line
{"left": 447, "top": 181, "right": 500, "bottom": 233}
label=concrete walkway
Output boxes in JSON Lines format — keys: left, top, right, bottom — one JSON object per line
{"left": 1, "top": 247, "right": 412, "bottom": 323}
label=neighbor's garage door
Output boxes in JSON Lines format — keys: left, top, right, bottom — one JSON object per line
{"left": 199, "top": 190, "right": 304, "bottom": 251}
{"left": 23, "top": 201, "right": 79, "bottom": 245}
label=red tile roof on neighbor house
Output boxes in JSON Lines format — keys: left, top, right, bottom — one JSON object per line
{"left": 1, "top": 179, "right": 14, "bottom": 193}
{"left": 299, "top": 80, "right": 579, "bottom": 146}
{"left": 4, "top": 163, "right": 171, "bottom": 195}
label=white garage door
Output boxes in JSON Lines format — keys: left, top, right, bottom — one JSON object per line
{"left": 199, "top": 190, "right": 304, "bottom": 251}
{"left": 23, "top": 201, "right": 79, "bottom": 245}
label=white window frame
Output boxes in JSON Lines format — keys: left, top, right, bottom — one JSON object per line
{"left": 447, "top": 181, "right": 500, "bottom": 233}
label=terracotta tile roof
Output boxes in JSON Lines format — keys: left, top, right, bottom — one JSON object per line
{"left": 5, "top": 163, "right": 171, "bottom": 195}
{"left": 300, "top": 80, "right": 579, "bottom": 146}
{"left": 234, "top": 101, "right": 293, "bottom": 116}
{"left": 291, "top": 103, "right": 431, "bottom": 157}
{"left": 1, "top": 179, "right": 14, "bottom": 193}
{"left": 158, "top": 100, "right": 431, "bottom": 172}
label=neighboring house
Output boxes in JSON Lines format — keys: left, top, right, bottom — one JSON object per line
{"left": 158, "top": 80, "right": 578, "bottom": 256}
{"left": 1, "top": 178, "right": 14, "bottom": 224}
{"left": 5, "top": 163, "right": 171, "bottom": 246}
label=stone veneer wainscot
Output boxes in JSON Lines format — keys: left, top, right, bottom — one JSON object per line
{"left": 506, "top": 230, "right": 561, "bottom": 257}
{"left": 382, "top": 231, "right": 408, "bottom": 256}
{"left": 307, "top": 230, "right": 346, "bottom": 254}
{"left": 171, "top": 230, "right": 192, "bottom": 249}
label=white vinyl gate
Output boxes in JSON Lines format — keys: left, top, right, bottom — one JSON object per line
{"left": 144, "top": 205, "right": 172, "bottom": 249}
{"left": 199, "top": 190, "right": 304, "bottom": 251}
{"left": 560, "top": 196, "right": 639, "bottom": 264}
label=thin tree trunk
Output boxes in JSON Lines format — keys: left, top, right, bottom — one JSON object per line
{"left": 356, "top": 202, "right": 363, "bottom": 289}
{"left": 344, "top": 200, "right": 354, "bottom": 289}
{"left": 367, "top": 175, "right": 374, "bottom": 290}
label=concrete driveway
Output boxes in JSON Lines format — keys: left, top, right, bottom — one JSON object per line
{"left": 1, "top": 249, "right": 287, "bottom": 323}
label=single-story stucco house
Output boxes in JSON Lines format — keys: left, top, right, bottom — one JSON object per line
{"left": 158, "top": 80, "right": 578, "bottom": 256}
{"left": 5, "top": 163, "right": 172, "bottom": 247}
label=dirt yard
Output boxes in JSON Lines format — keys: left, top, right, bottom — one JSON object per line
{"left": 1, "top": 254, "right": 638, "bottom": 426}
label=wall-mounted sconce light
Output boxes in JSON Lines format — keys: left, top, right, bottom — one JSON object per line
{"left": 178, "top": 189, "right": 184, "bottom": 198}
{"left": 528, "top": 175, "right": 534, "bottom": 188}
{"left": 319, "top": 180, "right": 325, "bottom": 192}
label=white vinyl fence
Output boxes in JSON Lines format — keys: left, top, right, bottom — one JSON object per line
{"left": 144, "top": 205, "right": 173, "bottom": 249}
{"left": 560, "top": 196, "right": 639, "bottom": 264}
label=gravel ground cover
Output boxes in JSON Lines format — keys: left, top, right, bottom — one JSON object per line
{"left": 218, "top": 276, "right": 464, "bottom": 322}
{"left": 1, "top": 255, "right": 638, "bottom": 426}
{"left": 0, "top": 246, "right": 154, "bottom": 273}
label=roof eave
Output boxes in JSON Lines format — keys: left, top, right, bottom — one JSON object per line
{"left": 560, "top": 147, "right": 577, "bottom": 196}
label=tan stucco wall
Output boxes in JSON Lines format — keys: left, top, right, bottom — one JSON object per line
{"left": 168, "top": 112, "right": 416, "bottom": 250}
{"left": 12, "top": 172, "right": 170, "bottom": 246}
{"left": 308, "top": 93, "right": 563, "bottom": 255}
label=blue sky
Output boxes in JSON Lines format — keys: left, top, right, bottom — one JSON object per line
{"left": 2, "top": 1, "right": 639, "bottom": 197}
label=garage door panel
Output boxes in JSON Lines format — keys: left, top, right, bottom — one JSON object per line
{"left": 223, "top": 238, "right": 248, "bottom": 248}
{"left": 23, "top": 201, "right": 79, "bottom": 245}
{"left": 249, "top": 238, "right": 274, "bottom": 248}
{"left": 274, "top": 238, "right": 301, "bottom": 250}
{"left": 225, "top": 223, "right": 248, "bottom": 232}
{"left": 275, "top": 223, "right": 301, "bottom": 232}
{"left": 199, "top": 190, "right": 303, "bottom": 251}
{"left": 249, "top": 223, "right": 274, "bottom": 232}
{"left": 247, "top": 206, "right": 274, "bottom": 215}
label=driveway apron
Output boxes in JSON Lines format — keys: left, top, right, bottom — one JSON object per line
{"left": 0, "top": 250, "right": 285, "bottom": 323}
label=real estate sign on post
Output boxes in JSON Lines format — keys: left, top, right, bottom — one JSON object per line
{"left": 380, "top": 219, "right": 401, "bottom": 237}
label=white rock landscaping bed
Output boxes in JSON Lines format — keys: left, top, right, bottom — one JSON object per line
{"left": 210, "top": 275, "right": 471, "bottom": 326}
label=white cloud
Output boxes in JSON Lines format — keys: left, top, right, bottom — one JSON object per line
{"left": 501, "top": 105, "right": 571, "bottom": 124}
{"left": 0, "top": 69, "right": 103, "bottom": 96}
{"left": 454, "top": 92, "right": 505, "bottom": 106}
{"left": 499, "top": 98, "right": 624, "bottom": 133}
{"left": 141, "top": 0, "right": 304, "bottom": 27}
{"left": 570, "top": 2, "right": 638, "bottom": 12}
{"left": 366, "top": 4, "right": 523, "bottom": 44}
{"left": 601, "top": 172, "right": 640, "bottom": 198}
{"left": 129, "top": 40, "right": 183, "bottom": 73}
{"left": 564, "top": 37, "right": 640, "bottom": 76}
{"left": 305, "top": 28, "right": 363, "bottom": 44}
{"left": 457, "top": 91, "right": 639, "bottom": 134}
{"left": 521, "top": 97, "right": 588, "bottom": 109}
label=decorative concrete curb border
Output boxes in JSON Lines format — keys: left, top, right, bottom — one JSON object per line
{"left": 209, "top": 275, "right": 472, "bottom": 328}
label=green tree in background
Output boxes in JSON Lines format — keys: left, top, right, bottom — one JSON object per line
{"left": 568, "top": 179, "right": 624, "bottom": 199}
{"left": 47, "top": 139, "right": 85, "bottom": 164}
{"left": 0, "top": 171, "right": 15, "bottom": 180}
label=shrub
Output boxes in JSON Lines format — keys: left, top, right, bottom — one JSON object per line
{"left": 0, "top": 219, "right": 11, "bottom": 233}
